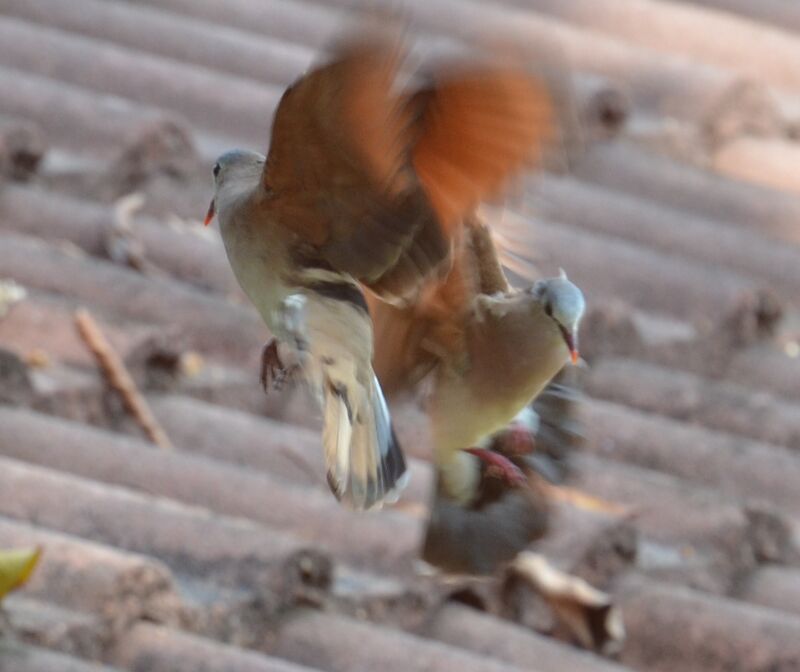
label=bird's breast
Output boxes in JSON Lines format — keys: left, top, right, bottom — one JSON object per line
{"left": 431, "top": 305, "right": 568, "bottom": 452}
{"left": 220, "top": 212, "right": 290, "bottom": 332}
{"left": 468, "top": 318, "right": 567, "bottom": 418}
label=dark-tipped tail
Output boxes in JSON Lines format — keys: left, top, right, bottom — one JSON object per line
{"left": 322, "top": 374, "right": 409, "bottom": 510}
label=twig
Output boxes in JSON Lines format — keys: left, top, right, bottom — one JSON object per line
{"left": 74, "top": 307, "right": 172, "bottom": 449}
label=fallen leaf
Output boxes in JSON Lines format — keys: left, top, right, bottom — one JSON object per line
{"left": 511, "top": 551, "right": 625, "bottom": 654}
{"left": 0, "top": 547, "right": 42, "bottom": 601}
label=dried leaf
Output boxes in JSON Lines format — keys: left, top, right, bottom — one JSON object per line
{"left": 511, "top": 551, "right": 625, "bottom": 654}
{"left": 0, "top": 547, "right": 42, "bottom": 601}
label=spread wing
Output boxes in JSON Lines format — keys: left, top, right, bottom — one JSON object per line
{"left": 263, "top": 34, "right": 554, "bottom": 302}
{"left": 410, "top": 64, "right": 554, "bottom": 234}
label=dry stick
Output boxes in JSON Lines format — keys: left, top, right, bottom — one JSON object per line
{"left": 74, "top": 307, "right": 172, "bottom": 449}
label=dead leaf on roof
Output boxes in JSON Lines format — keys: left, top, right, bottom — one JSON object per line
{"left": 0, "top": 547, "right": 42, "bottom": 602}
{"left": 510, "top": 551, "right": 625, "bottom": 655}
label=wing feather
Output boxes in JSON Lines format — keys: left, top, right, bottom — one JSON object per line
{"left": 263, "top": 34, "right": 553, "bottom": 302}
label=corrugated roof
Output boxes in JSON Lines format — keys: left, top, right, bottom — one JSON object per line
{"left": 1, "top": 1, "right": 800, "bottom": 671}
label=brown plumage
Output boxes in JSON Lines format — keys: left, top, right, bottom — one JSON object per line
{"left": 261, "top": 33, "right": 555, "bottom": 303}
{"left": 369, "top": 218, "right": 585, "bottom": 571}
{"left": 368, "top": 215, "right": 511, "bottom": 393}
{"left": 206, "top": 30, "right": 557, "bottom": 509}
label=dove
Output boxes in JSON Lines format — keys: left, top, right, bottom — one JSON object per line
{"left": 369, "top": 216, "right": 584, "bottom": 566}
{"left": 422, "top": 368, "right": 583, "bottom": 575}
{"left": 204, "top": 31, "right": 554, "bottom": 510}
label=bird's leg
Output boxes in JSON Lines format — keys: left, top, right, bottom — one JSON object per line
{"left": 260, "top": 338, "right": 298, "bottom": 392}
{"left": 463, "top": 447, "right": 527, "bottom": 486}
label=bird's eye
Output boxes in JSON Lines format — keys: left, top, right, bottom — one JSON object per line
{"left": 544, "top": 302, "right": 553, "bottom": 317}
{"left": 212, "top": 162, "right": 221, "bottom": 178}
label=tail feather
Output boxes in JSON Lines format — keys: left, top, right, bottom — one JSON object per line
{"left": 322, "top": 374, "right": 408, "bottom": 510}
{"left": 322, "top": 382, "right": 353, "bottom": 501}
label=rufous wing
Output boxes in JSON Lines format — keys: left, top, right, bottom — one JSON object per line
{"left": 263, "top": 34, "right": 448, "bottom": 299}
{"left": 411, "top": 65, "right": 555, "bottom": 233}
{"left": 263, "top": 33, "right": 554, "bottom": 303}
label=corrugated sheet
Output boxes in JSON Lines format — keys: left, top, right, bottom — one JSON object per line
{"left": 1, "top": 1, "right": 799, "bottom": 671}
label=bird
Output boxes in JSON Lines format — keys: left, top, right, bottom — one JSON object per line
{"left": 203, "top": 30, "right": 555, "bottom": 510}
{"left": 421, "top": 368, "right": 584, "bottom": 575}
{"left": 368, "top": 216, "right": 585, "bottom": 570}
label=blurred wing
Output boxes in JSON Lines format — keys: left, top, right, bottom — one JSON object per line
{"left": 264, "top": 35, "right": 449, "bottom": 302}
{"left": 521, "top": 365, "right": 584, "bottom": 484}
{"left": 264, "top": 35, "right": 554, "bottom": 302}
{"left": 411, "top": 65, "right": 555, "bottom": 234}
{"left": 485, "top": 207, "right": 544, "bottom": 286}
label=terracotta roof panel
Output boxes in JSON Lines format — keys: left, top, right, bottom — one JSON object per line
{"left": 2, "top": 0, "right": 800, "bottom": 669}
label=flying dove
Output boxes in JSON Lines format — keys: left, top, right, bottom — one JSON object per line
{"left": 204, "top": 30, "right": 554, "bottom": 510}
{"left": 369, "top": 217, "right": 585, "bottom": 568}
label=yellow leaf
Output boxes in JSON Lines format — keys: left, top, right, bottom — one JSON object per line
{"left": 0, "top": 547, "right": 42, "bottom": 600}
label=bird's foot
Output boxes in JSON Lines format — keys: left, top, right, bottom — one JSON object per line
{"left": 463, "top": 447, "right": 527, "bottom": 486}
{"left": 260, "top": 338, "right": 297, "bottom": 392}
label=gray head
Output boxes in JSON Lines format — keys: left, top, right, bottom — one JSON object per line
{"left": 530, "top": 269, "right": 586, "bottom": 364}
{"left": 204, "top": 149, "right": 266, "bottom": 226}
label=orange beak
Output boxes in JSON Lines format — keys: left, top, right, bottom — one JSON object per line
{"left": 204, "top": 199, "right": 216, "bottom": 227}
{"left": 560, "top": 327, "right": 580, "bottom": 365}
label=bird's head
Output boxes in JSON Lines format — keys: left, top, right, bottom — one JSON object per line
{"left": 204, "top": 149, "right": 266, "bottom": 226}
{"left": 530, "top": 269, "right": 585, "bottom": 365}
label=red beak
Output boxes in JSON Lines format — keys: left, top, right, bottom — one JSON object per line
{"left": 559, "top": 326, "right": 580, "bottom": 365}
{"left": 204, "top": 200, "right": 216, "bottom": 227}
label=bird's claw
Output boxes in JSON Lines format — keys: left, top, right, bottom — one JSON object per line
{"left": 260, "top": 338, "right": 297, "bottom": 393}
{"left": 463, "top": 447, "right": 527, "bottom": 487}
